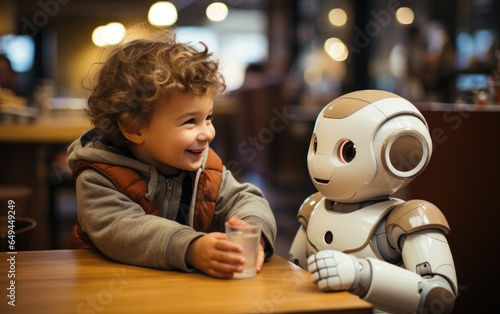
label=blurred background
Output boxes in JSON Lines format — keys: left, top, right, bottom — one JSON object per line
{"left": 1, "top": 1, "right": 499, "bottom": 312}
{"left": 2, "top": 0, "right": 499, "bottom": 107}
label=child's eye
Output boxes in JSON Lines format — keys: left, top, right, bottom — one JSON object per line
{"left": 206, "top": 114, "right": 214, "bottom": 122}
{"left": 183, "top": 118, "right": 196, "bottom": 125}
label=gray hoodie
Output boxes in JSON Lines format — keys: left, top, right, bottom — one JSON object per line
{"left": 67, "top": 129, "right": 277, "bottom": 272}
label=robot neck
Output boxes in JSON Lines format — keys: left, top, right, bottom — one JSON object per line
{"left": 328, "top": 196, "right": 390, "bottom": 213}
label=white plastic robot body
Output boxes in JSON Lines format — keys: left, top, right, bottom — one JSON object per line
{"left": 289, "top": 90, "right": 458, "bottom": 313}
{"left": 303, "top": 198, "right": 403, "bottom": 260}
{"left": 291, "top": 195, "right": 457, "bottom": 313}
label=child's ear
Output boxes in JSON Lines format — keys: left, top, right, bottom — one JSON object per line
{"left": 118, "top": 113, "right": 144, "bottom": 144}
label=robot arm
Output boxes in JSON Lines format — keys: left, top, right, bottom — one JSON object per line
{"left": 368, "top": 199, "right": 457, "bottom": 313}
{"left": 308, "top": 248, "right": 455, "bottom": 314}
{"left": 364, "top": 230, "right": 456, "bottom": 314}
{"left": 289, "top": 193, "right": 323, "bottom": 269}
{"left": 289, "top": 225, "right": 308, "bottom": 269}
{"left": 308, "top": 251, "right": 424, "bottom": 313}
{"left": 387, "top": 199, "right": 458, "bottom": 296}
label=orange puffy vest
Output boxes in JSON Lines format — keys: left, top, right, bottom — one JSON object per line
{"left": 66, "top": 148, "right": 223, "bottom": 249}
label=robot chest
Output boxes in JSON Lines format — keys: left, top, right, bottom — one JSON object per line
{"left": 305, "top": 200, "right": 395, "bottom": 254}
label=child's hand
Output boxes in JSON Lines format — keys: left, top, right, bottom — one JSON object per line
{"left": 185, "top": 232, "right": 245, "bottom": 279}
{"left": 226, "top": 217, "right": 266, "bottom": 273}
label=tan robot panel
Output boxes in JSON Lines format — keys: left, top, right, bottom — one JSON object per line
{"left": 386, "top": 199, "right": 450, "bottom": 234}
{"left": 323, "top": 90, "right": 403, "bottom": 119}
{"left": 345, "top": 89, "right": 403, "bottom": 103}
{"left": 296, "top": 192, "right": 323, "bottom": 227}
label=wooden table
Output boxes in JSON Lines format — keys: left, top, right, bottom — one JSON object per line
{"left": 0, "top": 109, "right": 92, "bottom": 143}
{"left": 0, "top": 249, "right": 372, "bottom": 314}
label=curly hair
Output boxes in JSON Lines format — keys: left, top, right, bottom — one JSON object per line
{"left": 85, "top": 24, "right": 226, "bottom": 145}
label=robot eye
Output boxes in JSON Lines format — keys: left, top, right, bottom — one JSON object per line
{"left": 311, "top": 135, "right": 318, "bottom": 154}
{"left": 339, "top": 140, "right": 356, "bottom": 163}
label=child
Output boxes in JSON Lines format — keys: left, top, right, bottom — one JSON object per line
{"left": 66, "top": 23, "right": 277, "bottom": 279}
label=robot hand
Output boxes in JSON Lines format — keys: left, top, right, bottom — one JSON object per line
{"left": 307, "top": 250, "right": 371, "bottom": 296}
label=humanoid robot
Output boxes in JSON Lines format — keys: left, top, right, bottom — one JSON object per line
{"left": 289, "top": 90, "right": 457, "bottom": 314}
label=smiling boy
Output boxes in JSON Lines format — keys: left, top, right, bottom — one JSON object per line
{"left": 66, "top": 24, "right": 277, "bottom": 279}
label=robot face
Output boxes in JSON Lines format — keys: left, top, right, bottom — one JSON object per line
{"left": 307, "top": 90, "right": 432, "bottom": 203}
{"left": 307, "top": 103, "right": 381, "bottom": 201}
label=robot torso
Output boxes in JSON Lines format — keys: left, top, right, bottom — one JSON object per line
{"left": 305, "top": 197, "right": 404, "bottom": 261}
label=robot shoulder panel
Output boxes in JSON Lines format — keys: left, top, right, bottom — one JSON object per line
{"left": 386, "top": 199, "right": 450, "bottom": 236}
{"left": 297, "top": 192, "right": 324, "bottom": 227}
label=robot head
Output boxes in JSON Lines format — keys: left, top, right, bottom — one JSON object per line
{"left": 308, "top": 90, "right": 432, "bottom": 203}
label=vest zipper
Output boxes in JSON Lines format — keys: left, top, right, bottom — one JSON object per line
{"left": 166, "top": 179, "right": 173, "bottom": 199}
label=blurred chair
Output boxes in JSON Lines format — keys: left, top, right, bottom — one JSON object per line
{"left": 229, "top": 79, "right": 287, "bottom": 183}
{"left": 46, "top": 147, "right": 77, "bottom": 249}
{"left": 0, "top": 185, "right": 37, "bottom": 251}
{"left": 0, "top": 216, "right": 37, "bottom": 251}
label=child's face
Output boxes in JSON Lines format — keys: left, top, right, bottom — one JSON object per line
{"left": 130, "top": 92, "right": 215, "bottom": 175}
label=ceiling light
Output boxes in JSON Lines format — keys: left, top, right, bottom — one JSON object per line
{"left": 148, "top": 1, "right": 178, "bottom": 26}
{"left": 395, "top": 7, "right": 414, "bottom": 25}
{"left": 328, "top": 8, "right": 347, "bottom": 27}
{"left": 206, "top": 2, "right": 229, "bottom": 22}
{"left": 92, "top": 22, "right": 126, "bottom": 47}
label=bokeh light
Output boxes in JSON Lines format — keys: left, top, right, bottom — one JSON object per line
{"left": 328, "top": 8, "right": 347, "bottom": 27}
{"left": 395, "top": 7, "right": 414, "bottom": 25}
{"left": 324, "top": 37, "right": 348, "bottom": 61}
{"left": 206, "top": 2, "right": 229, "bottom": 22}
{"left": 92, "top": 22, "right": 126, "bottom": 47}
{"left": 148, "top": 1, "right": 178, "bottom": 26}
